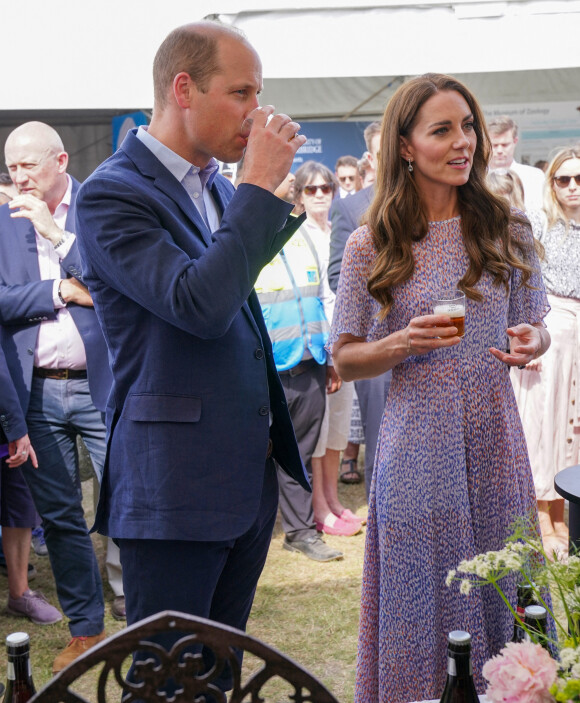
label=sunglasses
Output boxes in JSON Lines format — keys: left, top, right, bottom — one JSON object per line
{"left": 554, "top": 175, "right": 580, "bottom": 188}
{"left": 303, "top": 183, "right": 333, "bottom": 196}
{"left": 338, "top": 175, "right": 356, "bottom": 183}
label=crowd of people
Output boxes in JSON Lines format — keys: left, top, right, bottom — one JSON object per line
{"left": 1, "top": 16, "right": 579, "bottom": 703}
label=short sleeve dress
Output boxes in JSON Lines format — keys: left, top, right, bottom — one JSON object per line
{"left": 329, "top": 216, "right": 549, "bottom": 703}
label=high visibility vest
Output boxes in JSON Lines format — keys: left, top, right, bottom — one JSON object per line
{"left": 256, "top": 228, "right": 329, "bottom": 372}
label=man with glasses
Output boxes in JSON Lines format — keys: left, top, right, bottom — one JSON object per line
{"left": 334, "top": 155, "right": 359, "bottom": 198}
{"left": 487, "top": 115, "right": 545, "bottom": 210}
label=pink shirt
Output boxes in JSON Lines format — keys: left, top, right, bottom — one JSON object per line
{"left": 34, "top": 175, "right": 87, "bottom": 370}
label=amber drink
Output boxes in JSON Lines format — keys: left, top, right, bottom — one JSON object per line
{"left": 432, "top": 290, "right": 466, "bottom": 338}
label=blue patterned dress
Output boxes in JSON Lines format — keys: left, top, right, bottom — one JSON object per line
{"left": 329, "top": 217, "right": 548, "bottom": 703}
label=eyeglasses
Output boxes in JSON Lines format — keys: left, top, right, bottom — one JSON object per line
{"left": 303, "top": 183, "right": 333, "bottom": 196}
{"left": 338, "top": 175, "right": 356, "bottom": 183}
{"left": 553, "top": 175, "right": 580, "bottom": 188}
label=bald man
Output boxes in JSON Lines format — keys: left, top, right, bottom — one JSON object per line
{"left": 0, "top": 122, "right": 114, "bottom": 672}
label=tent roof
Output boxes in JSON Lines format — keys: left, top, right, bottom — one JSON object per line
{"left": 1, "top": 0, "right": 578, "bottom": 118}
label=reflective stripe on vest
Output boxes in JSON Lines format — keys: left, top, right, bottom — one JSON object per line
{"left": 256, "top": 230, "right": 329, "bottom": 372}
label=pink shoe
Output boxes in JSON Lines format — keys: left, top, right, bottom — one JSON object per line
{"left": 335, "top": 509, "right": 366, "bottom": 526}
{"left": 315, "top": 517, "right": 362, "bottom": 536}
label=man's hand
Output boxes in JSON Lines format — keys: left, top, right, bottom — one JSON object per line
{"left": 240, "top": 106, "right": 307, "bottom": 194}
{"left": 6, "top": 435, "right": 38, "bottom": 469}
{"left": 59, "top": 278, "right": 93, "bottom": 307}
{"left": 9, "top": 194, "right": 63, "bottom": 244}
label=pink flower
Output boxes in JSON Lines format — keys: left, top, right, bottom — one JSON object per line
{"left": 482, "top": 641, "right": 558, "bottom": 703}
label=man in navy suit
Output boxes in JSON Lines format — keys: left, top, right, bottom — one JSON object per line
{"left": 75, "top": 20, "right": 308, "bottom": 694}
{"left": 328, "top": 121, "right": 391, "bottom": 500}
{"left": 0, "top": 122, "right": 115, "bottom": 672}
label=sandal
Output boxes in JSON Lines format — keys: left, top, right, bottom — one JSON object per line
{"left": 339, "top": 459, "right": 362, "bottom": 484}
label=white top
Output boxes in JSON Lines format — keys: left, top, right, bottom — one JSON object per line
{"left": 509, "top": 160, "right": 546, "bottom": 212}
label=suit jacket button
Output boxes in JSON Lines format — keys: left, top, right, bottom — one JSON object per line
{"left": 27, "top": 348, "right": 34, "bottom": 355}
{"left": 254, "top": 348, "right": 264, "bottom": 360}
{"left": 258, "top": 406, "right": 269, "bottom": 416}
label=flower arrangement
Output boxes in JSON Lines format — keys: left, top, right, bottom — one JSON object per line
{"left": 447, "top": 528, "right": 580, "bottom": 702}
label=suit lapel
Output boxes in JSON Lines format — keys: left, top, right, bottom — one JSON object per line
{"left": 121, "top": 130, "right": 213, "bottom": 247}
{"left": 121, "top": 130, "right": 264, "bottom": 337}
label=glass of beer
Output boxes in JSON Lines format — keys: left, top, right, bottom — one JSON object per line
{"left": 432, "top": 289, "right": 466, "bottom": 338}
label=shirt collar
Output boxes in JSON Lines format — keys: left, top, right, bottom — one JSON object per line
{"left": 137, "top": 126, "right": 219, "bottom": 190}
{"left": 53, "top": 174, "right": 72, "bottom": 220}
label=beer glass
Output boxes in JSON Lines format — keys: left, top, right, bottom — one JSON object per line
{"left": 432, "top": 289, "right": 466, "bottom": 338}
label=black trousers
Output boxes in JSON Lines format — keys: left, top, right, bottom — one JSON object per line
{"left": 355, "top": 370, "right": 391, "bottom": 501}
{"left": 277, "top": 361, "right": 326, "bottom": 541}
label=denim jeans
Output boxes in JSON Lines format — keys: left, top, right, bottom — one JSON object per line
{"left": 22, "top": 376, "right": 105, "bottom": 636}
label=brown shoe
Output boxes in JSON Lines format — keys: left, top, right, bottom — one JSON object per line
{"left": 52, "top": 631, "right": 106, "bottom": 674}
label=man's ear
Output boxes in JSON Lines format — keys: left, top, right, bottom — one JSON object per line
{"left": 173, "top": 72, "right": 195, "bottom": 109}
{"left": 56, "top": 152, "right": 68, "bottom": 174}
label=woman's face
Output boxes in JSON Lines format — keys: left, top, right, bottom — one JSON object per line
{"left": 552, "top": 157, "right": 580, "bottom": 219}
{"left": 400, "top": 90, "right": 477, "bottom": 193}
{"left": 299, "top": 173, "right": 334, "bottom": 221}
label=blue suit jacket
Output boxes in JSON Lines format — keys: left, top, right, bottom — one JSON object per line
{"left": 75, "top": 129, "right": 308, "bottom": 542}
{"left": 0, "top": 179, "right": 111, "bottom": 415}
{"left": 328, "top": 185, "right": 373, "bottom": 293}
{"left": 0, "top": 345, "right": 27, "bottom": 443}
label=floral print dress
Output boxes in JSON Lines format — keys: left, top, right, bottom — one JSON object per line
{"left": 328, "top": 217, "right": 548, "bottom": 703}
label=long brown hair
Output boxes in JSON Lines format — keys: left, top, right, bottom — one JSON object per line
{"left": 366, "top": 73, "right": 533, "bottom": 317}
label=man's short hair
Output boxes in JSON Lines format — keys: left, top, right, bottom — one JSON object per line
{"left": 0, "top": 173, "right": 13, "bottom": 186}
{"left": 487, "top": 115, "right": 519, "bottom": 139}
{"left": 335, "top": 155, "right": 358, "bottom": 171}
{"left": 153, "top": 21, "right": 246, "bottom": 109}
{"left": 363, "top": 122, "right": 381, "bottom": 151}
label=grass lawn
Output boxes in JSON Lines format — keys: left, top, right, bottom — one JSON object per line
{"left": 0, "top": 471, "right": 367, "bottom": 701}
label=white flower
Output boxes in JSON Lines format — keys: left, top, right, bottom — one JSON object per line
{"left": 460, "top": 579, "right": 472, "bottom": 595}
{"left": 445, "top": 570, "right": 456, "bottom": 587}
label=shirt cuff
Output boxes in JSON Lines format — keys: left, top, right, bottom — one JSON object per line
{"left": 55, "top": 232, "right": 76, "bottom": 258}
{"left": 53, "top": 280, "right": 66, "bottom": 309}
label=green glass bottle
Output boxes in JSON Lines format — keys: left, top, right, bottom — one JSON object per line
{"left": 2, "top": 633, "right": 36, "bottom": 703}
{"left": 439, "top": 630, "right": 479, "bottom": 703}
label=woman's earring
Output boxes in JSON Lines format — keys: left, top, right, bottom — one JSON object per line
{"left": 408, "top": 158, "right": 414, "bottom": 173}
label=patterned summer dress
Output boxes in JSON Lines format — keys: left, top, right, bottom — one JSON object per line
{"left": 329, "top": 217, "right": 548, "bottom": 703}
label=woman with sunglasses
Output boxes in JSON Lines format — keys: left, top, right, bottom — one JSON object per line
{"left": 512, "top": 147, "right": 580, "bottom": 556}
{"left": 328, "top": 74, "right": 550, "bottom": 702}
{"left": 293, "top": 161, "right": 363, "bottom": 537}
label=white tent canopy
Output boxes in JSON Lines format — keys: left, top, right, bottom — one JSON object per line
{"left": 215, "top": 0, "right": 580, "bottom": 119}
{"left": 0, "top": 0, "right": 578, "bottom": 177}
{"left": 0, "top": 0, "right": 578, "bottom": 116}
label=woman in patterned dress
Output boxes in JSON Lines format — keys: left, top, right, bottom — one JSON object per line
{"left": 512, "top": 147, "right": 580, "bottom": 556}
{"left": 328, "top": 73, "right": 551, "bottom": 702}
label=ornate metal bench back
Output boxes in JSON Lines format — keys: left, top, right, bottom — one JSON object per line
{"left": 29, "top": 611, "right": 340, "bottom": 703}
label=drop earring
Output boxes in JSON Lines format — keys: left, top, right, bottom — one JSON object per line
{"left": 408, "top": 158, "right": 413, "bottom": 173}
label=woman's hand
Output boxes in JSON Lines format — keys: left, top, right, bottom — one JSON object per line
{"left": 405, "top": 314, "right": 462, "bottom": 357}
{"left": 332, "top": 315, "right": 460, "bottom": 382}
{"left": 489, "top": 323, "right": 550, "bottom": 367}
{"left": 6, "top": 434, "right": 38, "bottom": 468}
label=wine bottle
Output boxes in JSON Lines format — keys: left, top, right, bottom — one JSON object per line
{"left": 439, "top": 630, "right": 479, "bottom": 703}
{"left": 2, "top": 632, "right": 36, "bottom": 703}
{"left": 512, "top": 582, "right": 537, "bottom": 643}
{"left": 524, "top": 605, "right": 550, "bottom": 652}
